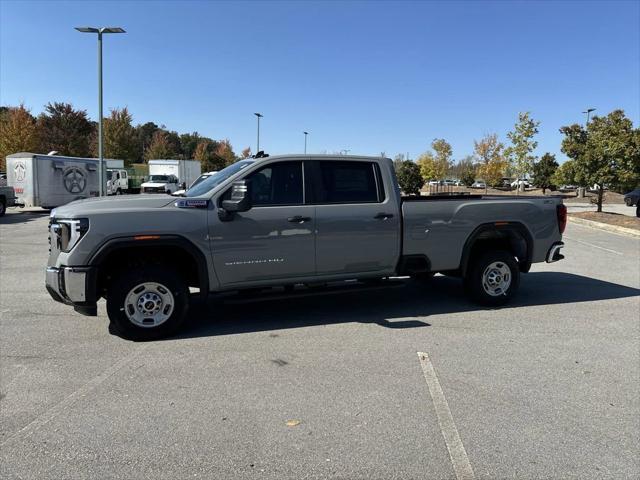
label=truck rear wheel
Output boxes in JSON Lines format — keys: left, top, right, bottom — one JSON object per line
{"left": 106, "top": 266, "right": 189, "bottom": 341}
{"left": 464, "top": 250, "right": 519, "bottom": 306}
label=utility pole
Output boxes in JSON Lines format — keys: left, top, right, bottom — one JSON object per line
{"left": 582, "top": 108, "right": 596, "bottom": 126}
{"left": 303, "top": 131, "right": 309, "bottom": 154}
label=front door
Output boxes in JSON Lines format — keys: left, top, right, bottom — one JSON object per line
{"left": 209, "top": 160, "right": 316, "bottom": 287}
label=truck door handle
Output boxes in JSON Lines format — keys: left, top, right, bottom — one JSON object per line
{"left": 374, "top": 213, "right": 394, "bottom": 220}
{"left": 287, "top": 216, "right": 312, "bottom": 223}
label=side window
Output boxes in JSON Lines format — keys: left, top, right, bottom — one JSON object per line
{"left": 318, "top": 161, "right": 380, "bottom": 203}
{"left": 246, "top": 161, "right": 303, "bottom": 206}
{"left": 122, "top": 171, "right": 127, "bottom": 179}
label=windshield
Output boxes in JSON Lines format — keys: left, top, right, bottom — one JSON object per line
{"left": 186, "top": 160, "right": 254, "bottom": 197}
{"left": 149, "top": 175, "right": 170, "bottom": 182}
{"left": 189, "top": 174, "right": 212, "bottom": 189}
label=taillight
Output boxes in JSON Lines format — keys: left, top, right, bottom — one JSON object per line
{"left": 557, "top": 204, "right": 567, "bottom": 234}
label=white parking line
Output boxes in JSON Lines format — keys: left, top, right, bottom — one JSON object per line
{"left": 417, "top": 352, "right": 475, "bottom": 480}
{"left": 563, "top": 235, "right": 623, "bottom": 255}
{"left": 1, "top": 345, "right": 149, "bottom": 447}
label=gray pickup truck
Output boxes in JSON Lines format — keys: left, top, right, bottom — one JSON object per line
{"left": 46, "top": 155, "right": 566, "bottom": 340}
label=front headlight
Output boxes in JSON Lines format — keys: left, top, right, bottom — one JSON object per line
{"left": 51, "top": 218, "right": 89, "bottom": 252}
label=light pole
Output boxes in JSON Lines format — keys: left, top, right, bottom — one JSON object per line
{"left": 76, "top": 26, "right": 126, "bottom": 197}
{"left": 582, "top": 108, "right": 596, "bottom": 126}
{"left": 254, "top": 113, "right": 263, "bottom": 154}
{"left": 303, "top": 131, "right": 308, "bottom": 154}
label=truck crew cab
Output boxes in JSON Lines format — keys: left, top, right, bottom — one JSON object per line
{"left": 46, "top": 155, "right": 566, "bottom": 340}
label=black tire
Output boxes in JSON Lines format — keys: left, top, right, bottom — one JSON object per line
{"left": 106, "top": 265, "right": 189, "bottom": 341}
{"left": 0, "top": 198, "right": 6, "bottom": 217}
{"left": 464, "top": 250, "right": 520, "bottom": 307}
{"left": 116, "top": 188, "right": 122, "bottom": 195}
{"left": 636, "top": 204, "right": 639, "bottom": 218}
{"left": 625, "top": 197, "right": 633, "bottom": 207}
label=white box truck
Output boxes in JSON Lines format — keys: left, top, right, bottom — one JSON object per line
{"left": 6, "top": 152, "right": 109, "bottom": 209}
{"left": 141, "top": 159, "right": 201, "bottom": 194}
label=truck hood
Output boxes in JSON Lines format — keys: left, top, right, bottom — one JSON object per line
{"left": 52, "top": 195, "right": 175, "bottom": 218}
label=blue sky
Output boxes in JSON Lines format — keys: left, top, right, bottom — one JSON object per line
{"left": 1, "top": 0, "right": 638, "bottom": 162}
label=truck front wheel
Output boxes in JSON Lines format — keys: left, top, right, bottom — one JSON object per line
{"left": 106, "top": 266, "right": 189, "bottom": 341}
{"left": 464, "top": 250, "right": 520, "bottom": 306}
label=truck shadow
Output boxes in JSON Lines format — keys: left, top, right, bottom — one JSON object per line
{"left": 0, "top": 210, "right": 50, "bottom": 225}
{"left": 174, "top": 272, "right": 640, "bottom": 340}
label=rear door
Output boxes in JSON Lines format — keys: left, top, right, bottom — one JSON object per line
{"left": 312, "top": 160, "right": 400, "bottom": 277}
{"left": 210, "top": 160, "right": 316, "bottom": 286}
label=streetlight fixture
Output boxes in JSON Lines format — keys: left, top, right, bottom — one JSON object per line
{"left": 303, "top": 131, "right": 309, "bottom": 154}
{"left": 254, "top": 113, "right": 263, "bottom": 154}
{"left": 582, "top": 108, "right": 596, "bottom": 126}
{"left": 75, "top": 26, "right": 126, "bottom": 197}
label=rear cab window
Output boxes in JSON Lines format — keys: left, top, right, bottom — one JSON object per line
{"left": 315, "top": 161, "right": 384, "bottom": 204}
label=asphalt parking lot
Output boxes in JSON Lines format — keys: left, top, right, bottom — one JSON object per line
{"left": 1, "top": 210, "right": 639, "bottom": 480}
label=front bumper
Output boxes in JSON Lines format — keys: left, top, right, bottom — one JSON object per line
{"left": 45, "top": 266, "right": 98, "bottom": 316}
{"left": 546, "top": 241, "right": 565, "bottom": 263}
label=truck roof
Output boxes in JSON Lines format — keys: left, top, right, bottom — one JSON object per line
{"left": 253, "top": 154, "right": 391, "bottom": 162}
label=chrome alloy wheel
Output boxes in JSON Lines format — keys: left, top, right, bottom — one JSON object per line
{"left": 124, "top": 282, "right": 175, "bottom": 328}
{"left": 481, "top": 261, "right": 512, "bottom": 297}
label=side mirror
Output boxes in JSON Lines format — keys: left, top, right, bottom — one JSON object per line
{"left": 219, "top": 180, "right": 252, "bottom": 220}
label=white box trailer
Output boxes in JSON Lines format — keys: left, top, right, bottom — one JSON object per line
{"left": 5, "top": 152, "right": 117, "bottom": 208}
{"left": 148, "top": 159, "right": 201, "bottom": 187}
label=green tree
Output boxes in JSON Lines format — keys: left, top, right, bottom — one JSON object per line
{"left": 36, "top": 102, "right": 95, "bottom": 157}
{"left": 137, "top": 122, "right": 159, "bottom": 158}
{"left": 0, "top": 104, "right": 39, "bottom": 171}
{"left": 101, "top": 107, "right": 138, "bottom": 165}
{"left": 474, "top": 133, "right": 506, "bottom": 190}
{"left": 180, "top": 132, "right": 202, "bottom": 159}
{"left": 532, "top": 153, "right": 559, "bottom": 194}
{"left": 143, "top": 130, "right": 177, "bottom": 161}
{"left": 560, "top": 109, "right": 640, "bottom": 212}
{"left": 458, "top": 156, "right": 477, "bottom": 186}
{"left": 551, "top": 160, "right": 577, "bottom": 187}
{"left": 395, "top": 160, "right": 423, "bottom": 195}
{"left": 504, "top": 112, "right": 540, "bottom": 192}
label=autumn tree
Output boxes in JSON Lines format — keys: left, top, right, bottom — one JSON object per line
{"left": 504, "top": 112, "right": 540, "bottom": 192}
{"left": 0, "top": 104, "right": 39, "bottom": 171}
{"left": 36, "top": 102, "right": 95, "bottom": 157}
{"left": 474, "top": 133, "right": 507, "bottom": 190}
{"left": 101, "top": 107, "right": 138, "bottom": 165}
{"left": 215, "top": 139, "right": 237, "bottom": 167}
{"left": 560, "top": 109, "right": 640, "bottom": 212}
{"left": 532, "top": 153, "right": 558, "bottom": 194}
{"left": 144, "top": 130, "right": 177, "bottom": 161}
{"left": 241, "top": 147, "right": 252, "bottom": 159}
{"left": 395, "top": 160, "right": 423, "bottom": 195}
{"left": 417, "top": 138, "right": 452, "bottom": 182}
{"left": 454, "top": 155, "right": 477, "bottom": 186}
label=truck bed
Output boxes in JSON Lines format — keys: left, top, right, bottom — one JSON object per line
{"left": 400, "top": 193, "right": 563, "bottom": 271}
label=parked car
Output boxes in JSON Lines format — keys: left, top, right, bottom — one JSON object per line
{"left": 0, "top": 185, "right": 17, "bottom": 216}
{"left": 172, "top": 171, "right": 218, "bottom": 197}
{"left": 511, "top": 179, "right": 531, "bottom": 189}
{"left": 559, "top": 185, "right": 577, "bottom": 191}
{"left": 624, "top": 188, "right": 640, "bottom": 216}
{"left": 45, "top": 154, "right": 566, "bottom": 340}
{"left": 141, "top": 174, "right": 180, "bottom": 194}
{"left": 471, "top": 181, "right": 486, "bottom": 189}
{"left": 428, "top": 180, "right": 442, "bottom": 186}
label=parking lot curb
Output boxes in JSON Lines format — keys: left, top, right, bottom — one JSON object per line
{"left": 569, "top": 215, "right": 640, "bottom": 238}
